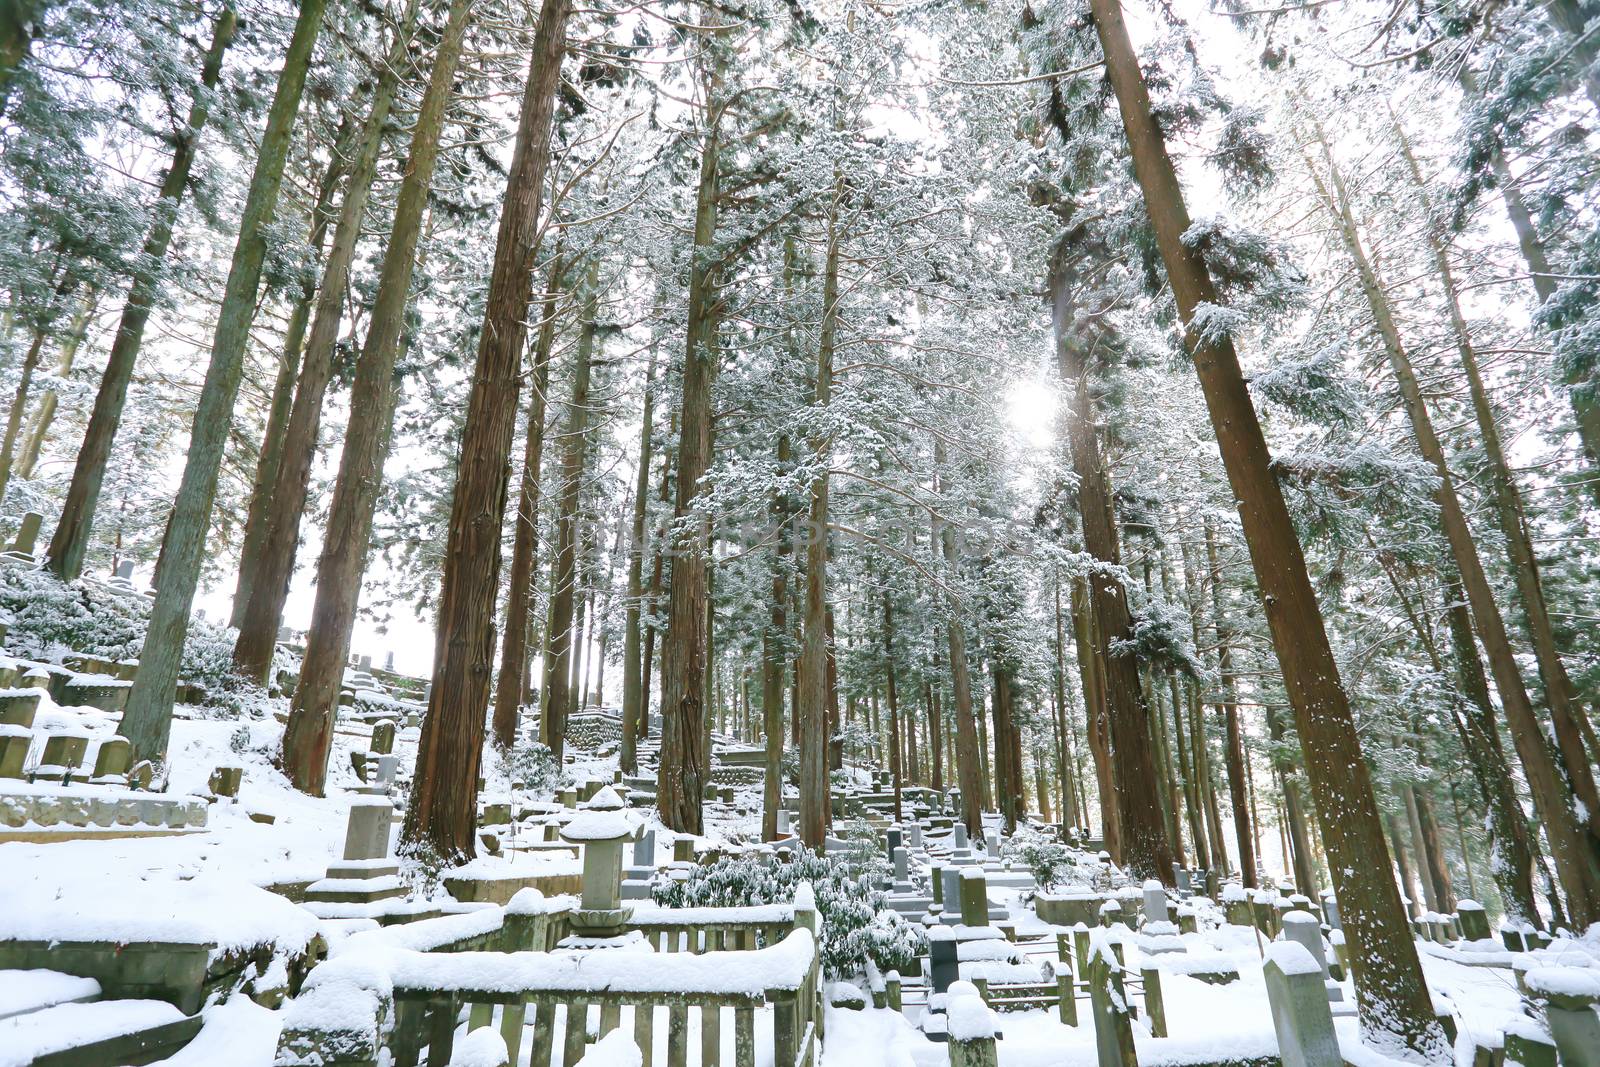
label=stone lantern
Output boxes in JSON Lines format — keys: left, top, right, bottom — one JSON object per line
{"left": 560, "top": 785, "right": 638, "bottom": 936}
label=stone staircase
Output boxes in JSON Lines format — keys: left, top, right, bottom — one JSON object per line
{"left": 0, "top": 969, "right": 202, "bottom": 1066}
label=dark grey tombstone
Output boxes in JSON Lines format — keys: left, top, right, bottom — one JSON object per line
{"left": 887, "top": 826, "right": 903, "bottom": 854}
{"left": 930, "top": 933, "right": 959, "bottom": 994}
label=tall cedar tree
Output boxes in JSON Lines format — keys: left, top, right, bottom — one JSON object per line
{"left": 116, "top": 0, "right": 326, "bottom": 759}
{"left": 404, "top": 0, "right": 574, "bottom": 860}
{"left": 282, "top": 0, "right": 473, "bottom": 793}
{"left": 1084, "top": 0, "right": 1446, "bottom": 1053}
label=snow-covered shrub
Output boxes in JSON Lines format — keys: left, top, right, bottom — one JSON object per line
{"left": 0, "top": 565, "right": 254, "bottom": 701}
{"left": 499, "top": 736, "right": 561, "bottom": 797}
{"left": 650, "top": 846, "right": 926, "bottom": 980}
{"left": 1004, "top": 826, "right": 1096, "bottom": 893}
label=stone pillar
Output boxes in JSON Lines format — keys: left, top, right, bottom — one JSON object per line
{"left": 945, "top": 981, "right": 999, "bottom": 1067}
{"left": 929, "top": 927, "right": 959, "bottom": 994}
{"left": 1086, "top": 936, "right": 1137, "bottom": 1067}
{"left": 1263, "top": 942, "right": 1341, "bottom": 1067}
{"left": 1280, "top": 911, "right": 1341, "bottom": 1003}
{"left": 959, "top": 866, "right": 988, "bottom": 927}
{"left": 930, "top": 862, "right": 945, "bottom": 908}
{"left": 9, "top": 511, "right": 42, "bottom": 555}
{"left": 1526, "top": 968, "right": 1600, "bottom": 1067}
{"left": 1456, "top": 900, "right": 1490, "bottom": 942}
{"left": 560, "top": 785, "right": 636, "bottom": 936}
{"left": 1142, "top": 879, "right": 1170, "bottom": 924}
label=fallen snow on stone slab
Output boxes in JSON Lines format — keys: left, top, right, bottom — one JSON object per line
{"left": 0, "top": 869, "right": 318, "bottom": 954}
{"left": 0, "top": 998, "right": 185, "bottom": 1067}
{"left": 0, "top": 968, "right": 99, "bottom": 1020}
{"left": 145, "top": 996, "right": 282, "bottom": 1067}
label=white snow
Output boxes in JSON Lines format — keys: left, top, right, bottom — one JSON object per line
{"left": 0, "top": 999, "right": 185, "bottom": 1067}
{"left": 450, "top": 1025, "right": 511, "bottom": 1066}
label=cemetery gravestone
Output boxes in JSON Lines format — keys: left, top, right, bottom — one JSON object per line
{"left": 8, "top": 511, "right": 42, "bottom": 556}
{"left": 1263, "top": 942, "right": 1342, "bottom": 1067}
{"left": 343, "top": 797, "right": 394, "bottom": 861}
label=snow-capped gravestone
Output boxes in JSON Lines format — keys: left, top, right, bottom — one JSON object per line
{"left": 559, "top": 785, "right": 638, "bottom": 937}
{"left": 301, "top": 797, "right": 404, "bottom": 910}
{"left": 1263, "top": 942, "right": 1341, "bottom": 1067}
{"left": 959, "top": 867, "right": 988, "bottom": 927}
{"left": 1280, "top": 911, "right": 1342, "bottom": 1004}
{"left": 1456, "top": 899, "right": 1491, "bottom": 942}
{"left": 89, "top": 736, "right": 131, "bottom": 785}
{"left": 1142, "top": 880, "right": 1170, "bottom": 924}
{"left": 1525, "top": 966, "right": 1600, "bottom": 1067}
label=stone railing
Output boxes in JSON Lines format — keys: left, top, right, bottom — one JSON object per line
{"left": 276, "top": 889, "right": 823, "bottom": 1067}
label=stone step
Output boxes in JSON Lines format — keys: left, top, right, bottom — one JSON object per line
{"left": 1, "top": 998, "right": 203, "bottom": 1067}
{"left": 0, "top": 969, "right": 100, "bottom": 1022}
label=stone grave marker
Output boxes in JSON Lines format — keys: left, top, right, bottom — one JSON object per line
{"left": 370, "top": 720, "right": 396, "bottom": 755}
{"left": 1456, "top": 900, "right": 1490, "bottom": 942}
{"left": 908, "top": 823, "right": 923, "bottom": 850}
{"left": 1263, "top": 942, "right": 1341, "bottom": 1067}
{"left": 941, "top": 867, "right": 962, "bottom": 919}
{"left": 115, "top": 559, "right": 135, "bottom": 580}
{"left": 90, "top": 737, "right": 132, "bottom": 784}
{"left": 36, "top": 733, "right": 87, "bottom": 781}
{"left": 887, "top": 825, "right": 902, "bottom": 853}
{"left": 959, "top": 867, "right": 988, "bottom": 927}
{"left": 1281, "top": 911, "right": 1342, "bottom": 1003}
{"left": 1525, "top": 967, "right": 1600, "bottom": 1067}
{"left": 0, "top": 690, "right": 40, "bottom": 727}
{"left": 560, "top": 786, "right": 636, "bottom": 936}
{"left": 0, "top": 728, "right": 30, "bottom": 778}
{"left": 208, "top": 765, "right": 242, "bottom": 798}
{"left": 929, "top": 927, "right": 959, "bottom": 994}
{"left": 1142, "top": 880, "right": 1170, "bottom": 924}
{"left": 8, "top": 511, "right": 42, "bottom": 556}
{"left": 343, "top": 797, "right": 394, "bottom": 861}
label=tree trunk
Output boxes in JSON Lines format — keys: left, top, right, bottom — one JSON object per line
{"left": 1397, "top": 122, "right": 1600, "bottom": 797}
{"left": 1205, "top": 517, "right": 1256, "bottom": 889}
{"left": 656, "top": 48, "right": 722, "bottom": 835}
{"left": 885, "top": 596, "right": 902, "bottom": 825}
{"left": 492, "top": 258, "right": 563, "bottom": 748}
{"left": 1442, "top": 585, "right": 1541, "bottom": 924}
{"left": 538, "top": 266, "right": 597, "bottom": 764}
{"left": 118, "top": 0, "right": 323, "bottom": 761}
{"left": 0, "top": 278, "right": 70, "bottom": 503}
{"left": 935, "top": 440, "right": 985, "bottom": 837}
{"left": 0, "top": 0, "right": 51, "bottom": 120}
{"left": 229, "top": 102, "right": 358, "bottom": 629}
{"left": 799, "top": 198, "right": 841, "bottom": 850}
{"left": 1071, "top": 577, "right": 1118, "bottom": 855}
{"left": 16, "top": 290, "right": 95, "bottom": 480}
{"left": 45, "top": 5, "right": 237, "bottom": 581}
{"left": 283, "top": 0, "right": 469, "bottom": 795}
{"left": 620, "top": 352, "right": 657, "bottom": 771}
{"left": 1308, "top": 135, "right": 1600, "bottom": 925}
{"left": 403, "top": 0, "right": 571, "bottom": 862}
{"left": 1087, "top": 0, "right": 1443, "bottom": 1049}
{"left": 231, "top": 11, "right": 416, "bottom": 680}
{"left": 761, "top": 440, "right": 791, "bottom": 840}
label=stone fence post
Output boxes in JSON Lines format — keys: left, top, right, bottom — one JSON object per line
{"left": 945, "top": 981, "right": 999, "bottom": 1067}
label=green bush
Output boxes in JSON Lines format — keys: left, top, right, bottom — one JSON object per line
{"left": 651, "top": 846, "right": 927, "bottom": 979}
